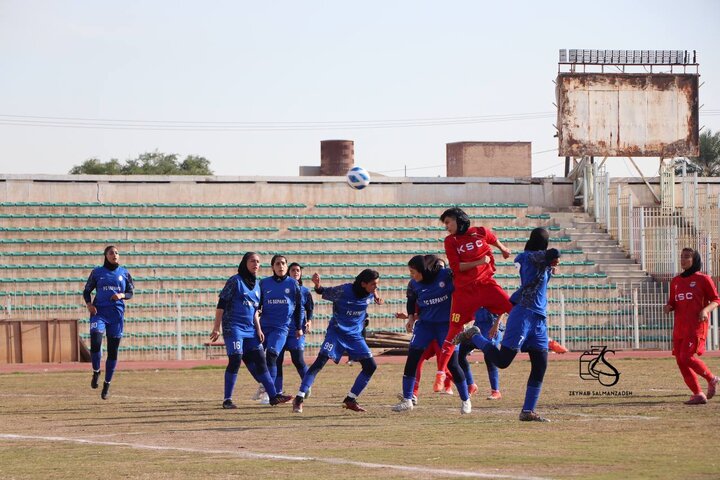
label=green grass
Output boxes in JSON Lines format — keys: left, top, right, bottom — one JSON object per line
{"left": 1, "top": 357, "right": 719, "bottom": 479}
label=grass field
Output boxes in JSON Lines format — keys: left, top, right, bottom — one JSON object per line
{"left": 1, "top": 355, "right": 720, "bottom": 479}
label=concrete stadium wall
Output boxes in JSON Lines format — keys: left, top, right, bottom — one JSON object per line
{"left": 0, "top": 174, "right": 575, "bottom": 209}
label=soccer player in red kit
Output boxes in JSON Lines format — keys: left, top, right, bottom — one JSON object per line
{"left": 664, "top": 248, "right": 720, "bottom": 405}
{"left": 436, "top": 207, "right": 514, "bottom": 374}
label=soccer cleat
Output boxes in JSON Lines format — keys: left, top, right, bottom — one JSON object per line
{"left": 460, "top": 399, "right": 472, "bottom": 415}
{"left": 391, "top": 398, "right": 414, "bottom": 412}
{"left": 433, "top": 373, "right": 445, "bottom": 393}
{"left": 91, "top": 370, "right": 101, "bottom": 389}
{"left": 519, "top": 410, "right": 550, "bottom": 422}
{"left": 269, "top": 393, "right": 293, "bottom": 406}
{"left": 452, "top": 325, "right": 480, "bottom": 346}
{"left": 259, "top": 392, "right": 270, "bottom": 405}
{"left": 292, "top": 396, "right": 303, "bottom": 413}
{"left": 222, "top": 399, "right": 238, "bottom": 409}
{"left": 707, "top": 376, "right": 719, "bottom": 400}
{"left": 441, "top": 385, "right": 454, "bottom": 395}
{"left": 398, "top": 393, "right": 419, "bottom": 405}
{"left": 305, "top": 387, "right": 312, "bottom": 399}
{"left": 548, "top": 339, "right": 569, "bottom": 354}
{"left": 487, "top": 390, "right": 502, "bottom": 400}
{"left": 342, "top": 397, "right": 367, "bottom": 412}
{"left": 100, "top": 381, "right": 110, "bottom": 400}
{"left": 467, "top": 383, "right": 479, "bottom": 396}
{"left": 684, "top": 393, "right": 708, "bottom": 405}
{"left": 251, "top": 384, "right": 266, "bottom": 401}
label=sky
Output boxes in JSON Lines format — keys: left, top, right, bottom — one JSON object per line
{"left": 1, "top": 0, "right": 718, "bottom": 179}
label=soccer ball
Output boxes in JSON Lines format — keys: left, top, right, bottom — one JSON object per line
{"left": 346, "top": 166, "right": 370, "bottom": 190}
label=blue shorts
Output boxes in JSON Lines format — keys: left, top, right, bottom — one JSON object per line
{"left": 284, "top": 331, "right": 306, "bottom": 351}
{"left": 223, "top": 328, "right": 263, "bottom": 356}
{"left": 500, "top": 306, "right": 547, "bottom": 352}
{"left": 318, "top": 323, "right": 372, "bottom": 364}
{"left": 410, "top": 321, "right": 449, "bottom": 350}
{"left": 89, "top": 307, "right": 124, "bottom": 338}
{"left": 262, "top": 325, "right": 290, "bottom": 355}
{"left": 475, "top": 314, "right": 503, "bottom": 345}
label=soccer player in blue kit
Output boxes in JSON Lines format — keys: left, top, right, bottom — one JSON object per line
{"left": 210, "top": 252, "right": 293, "bottom": 409}
{"left": 291, "top": 269, "right": 382, "bottom": 413}
{"left": 254, "top": 255, "right": 302, "bottom": 403}
{"left": 456, "top": 227, "right": 560, "bottom": 422}
{"left": 392, "top": 255, "right": 472, "bottom": 414}
{"left": 273, "top": 262, "right": 314, "bottom": 396}
{"left": 83, "top": 245, "right": 134, "bottom": 400}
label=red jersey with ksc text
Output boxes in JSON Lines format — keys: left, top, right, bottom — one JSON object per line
{"left": 667, "top": 272, "right": 720, "bottom": 339}
{"left": 444, "top": 226, "right": 497, "bottom": 288}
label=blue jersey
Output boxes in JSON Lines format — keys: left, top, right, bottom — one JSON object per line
{"left": 83, "top": 266, "right": 134, "bottom": 314}
{"left": 219, "top": 274, "right": 261, "bottom": 337}
{"left": 320, "top": 284, "right": 374, "bottom": 336}
{"left": 259, "top": 276, "right": 302, "bottom": 330}
{"left": 300, "top": 285, "right": 314, "bottom": 325}
{"left": 509, "top": 251, "right": 553, "bottom": 316}
{"left": 409, "top": 268, "right": 454, "bottom": 323}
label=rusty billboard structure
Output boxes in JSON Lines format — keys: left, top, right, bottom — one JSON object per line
{"left": 556, "top": 50, "right": 700, "bottom": 159}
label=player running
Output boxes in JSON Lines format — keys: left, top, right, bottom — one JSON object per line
{"left": 664, "top": 248, "right": 720, "bottom": 405}
{"left": 273, "top": 262, "right": 314, "bottom": 396}
{"left": 253, "top": 255, "right": 302, "bottom": 403}
{"left": 291, "top": 269, "right": 382, "bottom": 413}
{"left": 83, "top": 245, "right": 134, "bottom": 400}
{"left": 210, "top": 252, "right": 293, "bottom": 409}
{"left": 455, "top": 227, "right": 560, "bottom": 422}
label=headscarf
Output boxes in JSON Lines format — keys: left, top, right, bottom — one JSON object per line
{"left": 237, "top": 252, "right": 259, "bottom": 289}
{"left": 440, "top": 207, "right": 470, "bottom": 235}
{"left": 408, "top": 254, "right": 443, "bottom": 283}
{"left": 270, "top": 254, "right": 288, "bottom": 281}
{"left": 681, "top": 248, "right": 702, "bottom": 277}
{"left": 524, "top": 227, "right": 549, "bottom": 251}
{"left": 103, "top": 245, "right": 119, "bottom": 271}
{"left": 352, "top": 268, "right": 380, "bottom": 298}
{"left": 288, "top": 262, "right": 303, "bottom": 286}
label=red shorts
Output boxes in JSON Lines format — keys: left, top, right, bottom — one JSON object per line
{"left": 449, "top": 278, "right": 512, "bottom": 326}
{"left": 673, "top": 334, "right": 706, "bottom": 358}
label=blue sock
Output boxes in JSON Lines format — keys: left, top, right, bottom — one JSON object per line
{"left": 349, "top": 371, "right": 373, "bottom": 397}
{"left": 274, "top": 374, "right": 283, "bottom": 395}
{"left": 487, "top": 364, "right": 500, "bottom": 391}
{"left": 471, "top": 332, "right": 490, "bottom": 350}
{"left": 455, "top": 378, "right": 470, "bottom": 401}
{"left": 105, "top": 359, "right": 117, "bottom": 382}
{"left": 224, "top": 371, "right": 238, "bottom": 400}
{"left": 522, "top": 382, "right": 543, "bottom": 412}
{"left": 464, "top": 365, "right": 474, "bottom": 385}
{"left": 91, "top": 352, "right": 102, "bottom": 371}
{"left": 258, "top": 370, "right": 278, "bottom": 397}
{"left": 402, "top": 375, "right": 416, "bottom": 399}
{"left": 299, "top": 370, "right": 317, "bottom": 394}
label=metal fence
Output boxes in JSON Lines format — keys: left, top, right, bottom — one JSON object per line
{"left": 585, "top": 167, "right": 720, "bottom": 351}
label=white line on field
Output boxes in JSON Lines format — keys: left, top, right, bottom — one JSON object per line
{"left": 0, "top": 433, "right": 550, "bottom": 480}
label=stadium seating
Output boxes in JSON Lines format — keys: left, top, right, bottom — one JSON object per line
{"left": 0, "top": 199, "right": 658, "bottom": 359}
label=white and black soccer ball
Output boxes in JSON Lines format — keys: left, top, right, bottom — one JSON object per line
{"left": 346, "top": 166, "right": 370, "bottom": 190}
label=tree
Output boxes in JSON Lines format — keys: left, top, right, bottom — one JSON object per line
{"left": 69, "top": 151, "right": 214, "bottom": 175}
{"left": 673, "top": 129, "right": 720, "bottom": 176}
